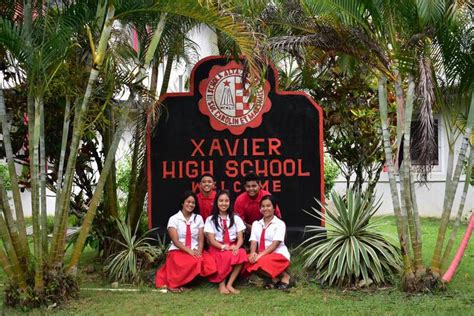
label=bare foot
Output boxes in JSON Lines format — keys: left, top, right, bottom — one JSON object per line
{"left": 226, "top": 285, "right": 240, "bottom": 294}
{"left": 219, "top": 283, "right": 230, "bottom": 294}
{"left": 280, "top": 272, "right": 290, "bottom": 285}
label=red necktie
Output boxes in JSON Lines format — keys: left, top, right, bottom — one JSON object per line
{"left": 259, "top": 223, "right": 271, "bottom": 252}
{"left": 222, "top": 219, "right": 231, "bottom": 245}
{"left": 185, "top": 223, "right": 191, "bottom": 248}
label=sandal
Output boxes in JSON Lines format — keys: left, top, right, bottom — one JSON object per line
{"left": 276, "top": 281, "right": 291, "bottom": 291}
{"left": 168, "top": 288, "right": 183, "bottom": 293}
{"left": 264, "top": 282, "right": 276, "bottom": 290}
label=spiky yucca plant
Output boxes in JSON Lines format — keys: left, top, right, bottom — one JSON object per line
{"left": 300, "top": 189, "right": 401, "bottom": 287}
{"left": 105, "top": 218, "right": 162, "bottom": 284}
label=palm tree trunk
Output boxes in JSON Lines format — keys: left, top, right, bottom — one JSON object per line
{"left": 32, "top": 96, "right": 44, "bottom": 291}
{"left": 398, "top": 165, "right": 410, "bottom": 251}
{"left": 149, "top": 62, "right": 159, "bottom": 96}
{"left": 394, "top": 70, "right": 405, "bottom": 151}
{"left": 39, "top": 99, "right": 48, "bottom": 254}
{"left": 393, "top": 71, "right": 413, "bottom": 266}
{"left": 53, "top": 97, "right": 72, "bottom": 221}
{"left": 50, "top": 99, "right": 80, "bottom": 263}
{"left": 49, "top": 5, "right": 116, "bottom": 264}
{"left": 401, "top": 76, "right": 424, "bottom": 274}
{"left": 103, "top": 104, "right": 118, "bottom": 218}
{"left": 0, "top": 178, "right": 26, "bottom": 271}
{"left": 444, "top": 145, "right": 455, "bottom": 193}
{"left": 126, "top": 119, "right": 141, "bottom": 227}
{"left": 0, "top": 209, "right": 27, "bottom": 289}
{"left": 23, "top": 4, "right": 37, "bottom": 274}
{"left": 409, "top": 171, "right": 423, "bottom": 267}
{"left": 144, "top": 13, "right": 168, "bottom": 68}
{"left": 440, "top": 145, "right": 473, "bottom": 270}
{"left": 378, "top": 76, "right": 414, "bottom": 278}
{"left": 0, "top": 247, "right": 15, "bottom": 284}
{"left": 432, "top": 92, "right": 474, "bottom": 275}
{"left": 0, "top": 89, "right": 29, "bottom": 259}
{"left": 159, "top": 53, "right": 174, "bottom": 96}
{"left": 66, "top": 105, "right": 130, "bottom": 272}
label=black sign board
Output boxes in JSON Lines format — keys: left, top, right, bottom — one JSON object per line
{"left": 147, "top": 56, "right": 324, "bottom": 240}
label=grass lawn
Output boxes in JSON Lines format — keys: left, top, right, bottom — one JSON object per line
{"left": 1, "top": 217, "right": 473, "bottom": 315}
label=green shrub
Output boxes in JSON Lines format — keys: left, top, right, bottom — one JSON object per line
{"left": 300, "top": 189, "right": 401, "bottom": 287}
{"left": 324, "top": 154, "right": 340, "bottom": 194}
{"left": 25, "top": 216, "right": 56, "bottom": 234}
{"left": 0, "top": 163, "right": 11, "bottom": 190}
{"left": 116, "top": 155, "right": 131, "bottom": 193}
{"left": 4, "top": 265, "right": 79, "bottom": 308}
{"left": 104, "top": 218, "right": 163, "bottom": 284}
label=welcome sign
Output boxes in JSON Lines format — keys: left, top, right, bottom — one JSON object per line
{"left": 147, "top": 56, "right": 324, "bottom": 239}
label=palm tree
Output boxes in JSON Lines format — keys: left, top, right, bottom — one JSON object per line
{"left": 0, "top": 0, "right": 261, "bottom": 306}
{"left": 263, "top": 0, "right": 472, "bottom": 289}
{"left": 122, "top": 15, "right": 200, "bottom": 232}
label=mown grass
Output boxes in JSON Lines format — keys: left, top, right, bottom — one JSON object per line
{"left": 1, "top": 216, "right": 473, "bottom": 315}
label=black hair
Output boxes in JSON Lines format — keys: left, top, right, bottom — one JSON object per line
{"left": 211, "top": 190, "right": 235, "bottom": 232}
{"left": 198, "top": 173, "right": 214, "bottom": 182}
{"left": 243, "top": 172, "right": 259, "bottom": 185}
{"left": 260, "top": 194, "right": 278, "bottom": 210}
{"left": 180, "top": 190, "right": 199, "bottom": 217}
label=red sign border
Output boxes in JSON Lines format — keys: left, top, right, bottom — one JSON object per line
{"left": 147, "top": 56, "right": 325, "bottom": 228}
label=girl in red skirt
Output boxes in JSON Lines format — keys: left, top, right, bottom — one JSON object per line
{"left": 155, "top": 191, "right": 217, "bottom": 292}
{"left": 246, "top": 195, "right": 291, "bottom": 290}
{"left": 204, "top": 190, "right": 247, "bottom": 294}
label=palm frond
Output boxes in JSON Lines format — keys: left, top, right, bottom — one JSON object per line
{"left": 148, "top": 0, "right": 263, "bottom": 80}
{"left": 415, "top": 0, "right": 446, "bottom": 26}
{"left": 413, "top": 56, "right": 437, "bottom": 180}
{"left": 0, "top": 17, "right": 29, "bottom": 65}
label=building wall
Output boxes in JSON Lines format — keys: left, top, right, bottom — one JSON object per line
{"left": 333, "top": 116, "right": 473, "bottom": 217}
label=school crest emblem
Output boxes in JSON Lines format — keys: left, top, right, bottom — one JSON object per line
{"left": 198, "top": 61, "right": 271, "bottom": 135}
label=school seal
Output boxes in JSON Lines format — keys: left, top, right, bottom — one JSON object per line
{"left": 198, "top": 61, "right": 271, "bottom": 135}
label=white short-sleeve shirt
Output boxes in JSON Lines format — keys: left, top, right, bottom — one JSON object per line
{"left": 167, "top": 211, "right": 204, "bottom": 251}
{"left": 250, "top": 216, "right": 290, "bottom": 260}
{"left": 204, "top": 215, "right": 246, "bottom": 243}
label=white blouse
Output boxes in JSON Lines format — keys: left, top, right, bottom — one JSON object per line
{"left": 204, "top": 215, "right": 246, "bottom": 243}
{"left": 249, "top": 216, "right": 290, "bottom": 260}
{"left": 167, "top": 211, "right": 204, "bottom": 251}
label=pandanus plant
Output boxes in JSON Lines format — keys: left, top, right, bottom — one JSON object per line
{"left": 300, "top": 189, "right": 401, "bottom": 287}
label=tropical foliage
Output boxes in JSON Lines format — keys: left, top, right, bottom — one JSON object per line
{"left": 263, "top": 0, "right": 473, "bottom": 290}
{"left": 105, "top": 218, "right": 162, "bottom": 284}
{"left": 0, "top": 0, "right": 471, "bottom": 309}
{"left": 300, "top": 190, "right": 401, "bottom": 287}
{"left": 0, "top": 0, "right": 261, "bottom": 307}
{"left": 323, "top": 154, "right": 340, "bottom": 194}
{"left": 312, "top": 66, "right": 385, "bottom": 194}
{"left": 0, "top": 163, "right": 11, "bottom": 190}
{"left": 270, "top": 51, "right": 386, "bottom": 194}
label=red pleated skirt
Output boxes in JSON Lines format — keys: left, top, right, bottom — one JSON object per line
{"left": 207, "top": 246, "right": 248, "bottom": 283}
{"left": 245, "top": 253, "right": 290, "bottom": 279}
{"left": 155, "top": 250, "right": 217, "bottom": 289}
